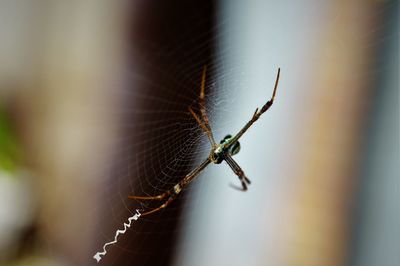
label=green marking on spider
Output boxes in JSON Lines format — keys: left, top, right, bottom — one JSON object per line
{"left": 210, "top": 134, "right": 240, "bottom": 164}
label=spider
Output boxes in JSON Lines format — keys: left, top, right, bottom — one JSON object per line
{"left": 129, "top": 67, "right": 281, "bottom": 216}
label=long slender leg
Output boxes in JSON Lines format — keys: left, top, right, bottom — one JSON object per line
{"left": 225, "top": 68, "right": 280, "bottom": 149}
{"left": 127, "top": 192, "right": 170, "bottom": 201}
{"left": 198, "top": 66, "right": 216, "bottom": 146}
{"left": 188, "top": 106, "right": 211, "bottom": 138}
{"left": 137, "top": 196, "right": 175, "bottom": 216}
{"left": 178, "top": 157, "right": 211, "bottom": 188}
{"left": 128, "top": 190, "right": 174, "bottom": 216}
{"left": 223, "top": 153, "right": 251, "bottom": 191}
{"left": 128, "top": 158, "right": 211, "bottom": 216}
{"left": 188, "top": 107, "right": 216, "bottom": 148}
{"left": 188, "top": 66, "right": 216, "bottom": 147}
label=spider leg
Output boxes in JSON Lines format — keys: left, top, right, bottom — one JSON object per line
{"left": 188, "top": 106, "right": 216, "bottom": 148}
{"left": 224, "top": 68, "right": 281, "bottom": 149}
{"left": 188, "top": 106, "right": 210, "bottom": 136}
{"left": 224, "top": 153, "right": 251, "bottom": 191}
{"left": 139, "top": 196, "right": 176, "bottom": 216}
{"left": 198, "top": 66, "right": 216, "bottom": 146}
{"left": 128, "top": 158, "right": 211, "bottom": 216}
{"left": 188, "top": 66, "right": 216, "bottom": 147}
{"left": 128, "top": 192, "right": 175, "bottom": 216}
{"left": 127, "top": 191, "right": 170, "bottom": 201}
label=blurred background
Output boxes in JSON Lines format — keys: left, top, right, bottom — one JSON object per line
{"left": 0, "top": 1, "right": 398, "bottom": 266}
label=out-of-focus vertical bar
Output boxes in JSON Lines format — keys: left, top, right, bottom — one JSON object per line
{"left": 16, "top": 1, "right": 127, "bottom": 265}
{"left": 350, "top": 2, "right": 399, "bottom": 265}
{"left": 287, "top": 1, "right": 374, "bottom": 265}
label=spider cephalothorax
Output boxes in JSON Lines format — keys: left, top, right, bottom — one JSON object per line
{"left": 129, "top": 66, "right": 280, "bottom": 216}
{"left": 210, "top": 135, "right": 240, "bottom": 164}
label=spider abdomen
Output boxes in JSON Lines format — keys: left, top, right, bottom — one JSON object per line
{"left": 210, "top": 135, "right": 241, "bottom": 164}
{"left": 220, "top": 134, "right": 241, "bottom": 156}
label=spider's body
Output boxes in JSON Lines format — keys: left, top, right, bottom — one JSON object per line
{"left": 210, "top": 135, "right": 240, "bottom": 164}
{"left": 129, "top": 67, "right": 280, "bottom": 216}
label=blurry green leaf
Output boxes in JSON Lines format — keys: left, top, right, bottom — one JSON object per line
{"left": 0, "top": 106, "right": 21, "bottom": 174}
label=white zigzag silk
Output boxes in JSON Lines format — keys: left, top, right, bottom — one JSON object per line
{"left": 93, "top": 209, "right": 141, "bottom": 262}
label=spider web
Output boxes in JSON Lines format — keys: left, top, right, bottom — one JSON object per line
{"left": 89, "top": 1, "right": 398, "bottom": 266}
{"left": 90, "top": 2, "right": 246, "bottom": 265}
